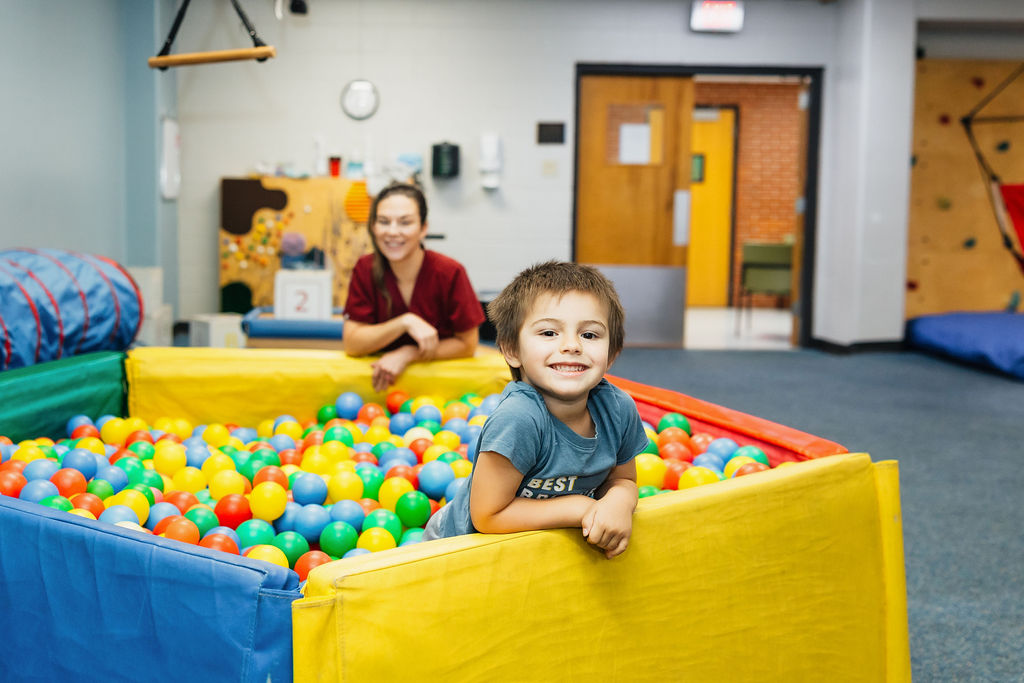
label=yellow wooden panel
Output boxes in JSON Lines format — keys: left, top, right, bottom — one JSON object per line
{"left": 687, "top": 108, "right": 735, "bottom": 307}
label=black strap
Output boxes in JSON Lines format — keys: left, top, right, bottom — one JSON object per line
{"left": 155, "top": 0, "right": 269, "bottom": 71}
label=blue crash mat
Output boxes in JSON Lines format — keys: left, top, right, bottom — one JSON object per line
{"left": 906, "top": 311, "right": 1024, "bottom": 380}
{"left": 242, "top": 306, "right": 344, "bottom": 339}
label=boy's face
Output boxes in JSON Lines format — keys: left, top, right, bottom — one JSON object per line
{"left": 503, "top": 290, "right": 612, "bottom": 406}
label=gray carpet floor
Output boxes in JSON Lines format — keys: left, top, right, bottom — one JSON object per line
{"left": 611, "top": 348, "right": 1024, "bottom": 682}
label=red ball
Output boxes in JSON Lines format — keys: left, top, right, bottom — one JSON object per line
{"left": 661, "top": 460, "right": 693, "bottom": 490}
{"left": 408, "top": 439, "right": 433, "bottom": 461}
{"left": 214, "top": 493, "right": 252, "bottom": 528}
{"left": 253, "top": 465, "right": 289, "bottom": 489}
{"left": 278, "top": 449, "right": 302, "bottom": 467}
{"left": 356, "top": 403, "right": 386, "bottom": 424}
{"left": 428, "top": 499, "right": 441, "bottom": 516}
{"left": 300, "top": 431, "right": 324, "bottom": 453}
{"left": 163, "top": 517, "right": 201, "bottom": 544}
{"left": 50, "top": 468, "right": 88, "bottom": 498}
{"left": 0, "top": 469, "right": 27, "bottom": 497}
{"left": 357, "top": 498, "right": 381, "bottom": 516}
{"left": 108, "top": 448, "right": 131, "bottom": 464}
{"left": 124, "top": 430, "right": 154, "bottom": 446}
{"left": 659, "top": 441, "right": 694, "bottom": 463}
{"left": 294, "top": 550, "right": 333, "bottom": 581}
{"left": 155, "top": 433, "right": 182, "bottom": 444}
{"left": 385, "top": 391, "right": 409, "bottom": 416}
{"left": 0, "top": 459, "right": 28, "bottom": 475}
{"left": 199, "top": 532, "right": 240, "bottom": 554}
{"left": 689, "top": 432, "right": 715, "bottom": 454}
{"left": 71, "top": 424, "right": 101, "bottom": 441}
{"left": 351, "top": 451, "right": 378, "bottom": 466}
{"left": 734, "top": 462, "right": 770, "bottom": 478}
{"left": 163, "top": 490, "right": 200, "bottom": 514}
{"left": 69, "top": 492, "right": 106, "bottom": 518}
{"left": 385, "top": 464, "right": 418, "bottom": 489}
{"left": 153, "top": 514, "right": 184, "bottom": 536}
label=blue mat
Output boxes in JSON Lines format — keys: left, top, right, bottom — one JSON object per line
{"left": 906, "top": 311, "right": 1024, "bottom": 380}
{"left": 242, "top": 306, "right": 344, "bottom": 339}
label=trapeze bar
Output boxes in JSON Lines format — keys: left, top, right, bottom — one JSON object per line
{"left": 148, "top": 45, "right": 276, "bottom": 69}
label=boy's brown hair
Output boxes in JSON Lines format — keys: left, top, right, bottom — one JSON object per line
{"left": 487, "top": 261, "right": 625, "bottom": 381}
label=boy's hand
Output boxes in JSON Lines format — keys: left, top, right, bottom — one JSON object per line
{"left": 581, "top": 496, "right": 633, "bottom": 559}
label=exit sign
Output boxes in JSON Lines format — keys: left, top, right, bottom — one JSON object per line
{"left": 690, "top": 0, "right": 745, "bottom": 33}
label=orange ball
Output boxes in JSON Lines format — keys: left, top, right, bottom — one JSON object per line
{"left": 294, "top": 550, "right": 333, "bottom": 581}
{"left": 658, "top": 441, "right": 694, "bottom": 462}
{"left": 656, "top": 427, "right": 694, "bottom": 452}
{"left": 70, "top": 492, "right": 106, "bottom": 518}
{"left": 689, "top": 432, "right": 715, "bottom": 454}
{"left": 662, "top": 460, "right": 693, "bottom": 490}
{"left": 357, "top": 497, "right": 381, "bottom": 516}
{"left": 163, "top": 517, "right": 201, "bottom": 544}
{"left": 356, "top": 403, "right": 386, "bottom": 424}
{"left": 385, "top": 391, "right": 409, "bottom": 415}
{"left": 734, "top": 462, "right": 770, "bottom": 478}
{"left": 50, "top": 468, "right": 88, "bottom": 498}
{"left": 408, "top": 438, "right": 434, "bottom": 461}
{"left": 253, "top": 465, "right": 290, "bottom": 489}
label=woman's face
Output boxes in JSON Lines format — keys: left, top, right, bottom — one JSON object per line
{"left": 372, "top": 194, "right": 427, "bottom": 265}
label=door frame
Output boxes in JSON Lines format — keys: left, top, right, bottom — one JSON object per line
{"left": 573, "top": 63, "right": 823, "bottom": 348}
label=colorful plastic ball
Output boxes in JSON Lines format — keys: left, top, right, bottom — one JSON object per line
{"left": 245, "top": 544, "right": 290, "bottom": 568}
{"left": 184, "top": 505, "right": 221, "bottom": 537}
{"left": 357, "top": 526, "right": 397, "bottom": 552}
{"left": 692, "top": 453, "right": 725, "bottom": 472}
{"left": 657, "top": 412, "right": 692, "bottom": 434}
{"left": 634, "top": 453, "right": 669, "bottom": 489}
{"left": 207, "top": 468, "right": 247, "bottom": 500}
{"left": 199, "top": 532, "right": 240, "bottom": 554}
{"left": 84, "top": 478, "right": 114, "bottom": 501}
{"left": 734, "top": 462, "right": 771, "bottom": 477}
{"left": 293, "top": 504, "right": 332, "bottom": 544}
{"left": 248, "top": 481, "right": 287, "bottom": 522}
{"left": 152, "top": 514, "right": 184, "bottom": 536}
{"left": 163, "top": 516, "right": 201, "bottom": 544}
{"left": 657, "top": 427, "right": 695, "bottom": 453}
{"left": 362, "top": 508, "right": 402, "bottom": 544}
{"left": 45, "top": 467, "right": 87, "bottom": 500}
{"left": 0, "top": 469, "right": 27, "bottom": 498}
{"left": 236, "top": 518, "right": 277, "bottom": 549}
{"left": 355, "top": 466, "right": 384, "bottom": 501}
{"left": 270, "top": 530, "right": 310, "bottom": 567}
{"left": 163, "top": 490, "right": 200, "bottom": 514}
{"left": 733, "top": 445, "right": 770, "bottom": 466}
{"left": 658, "top": 441, "right": 694, "bottom": 463}
{"left": 38, "top": 494, "right": 74, "bottom": 512}
{"left": 343, "top": 548, "right": 371, "bottom": 559}
{"left": 294, "top": 550, "right": 333, "bottom": 581}
{"left": 400, "top": 528, "right": 425, "bottom": 546}
{"left": 724, "top": 455, "right": 757, "bottom": 479}
{"left": 95, "top": 464, "right": 129, "bottom": 493}
{"left": 145, "top": 501, "right": 182, "bottom": 531}
{"left": 127, "top": 482, "right": 157, "bottom": 506}
{"left": 114, "top": 489, "right": 151, "bottom": 525}
{"left": 319, "top": 521, "right": 359, "bottom": 558}
{"left": 690, "top": 432, "right": 715, "bottom": 453}
{"left": 152, "top": 445, "right": 187, "bottom": 477}
{"left": 444, "top": 477, "right": 467, "bottom": 505}
{"left": 214, "top": 493, "right": 252, "bottom": 528}
{"left": 662, "top": 460, "right": 693, "bottom": 490}
{"left": 291, "top": 472, "right": 328, "bottom": 505}
{"left": 23, "top": 458, "right": 61, "bottom": 482}
{"left": 357, "top": 497, "right": 382, "bottom": 517}
{"left": 449, "top": 458, "right": 473, "bottom": 479}
{"left": 394, "top": 490, "right": 432, "bottom": 528}
{"left": 706, "top": 438, "right": 739, "bottom": 459}
{"left": 67, "top": 508, "right": 97, "bottom": 521}
{"left": 273, "top": 501, "right": 302, "bottom": 533}
{"left": 61, "top": 448, "right": 99, "bottom": 480}
{"left": 66, "top": 415, "right": 94, "bottom": 438}
{"left": 98, "top": 504, "right": 139, "bottom": 525}
{"left": 377, "top": 476, "right": 415, "bottom": 512}
{"left": 326, "top": 469, "right": 363, "bottom": 502}
{"left": 19, "top": 479, "right": 59, "bottom": 503}
{"left": 328, "top": 499, "right": 365, "bottom": 532}
{"left": 677, "top": 466, "right": 722, "bottom": 489}
{"left": 637, "top": 485, "right": 660, "bottom": 498}
{"left": 418, "top": 460, "right": 455, "bottom": 501}
{"left": 334, "top": 392, "right": 363, "bottom": 421}
{"left": 131, "top": 467, "right": 165, "bottom": 493}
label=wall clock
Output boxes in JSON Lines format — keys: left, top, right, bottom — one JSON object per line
{"left": 341, "top": 79, "right": 379, "bottom": 120}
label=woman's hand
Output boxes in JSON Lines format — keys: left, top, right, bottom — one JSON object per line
{"left": 370, "top": 345, "right": 419, "bottom": 393}
{"left": 402, "top": 313, "right": 439, "bottom": 359}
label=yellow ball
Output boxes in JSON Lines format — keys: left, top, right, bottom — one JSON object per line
{"left": 468, "top": 415, "right": 488, "bottom": 428}
{"left": 330, "top": 460, "right": 357, "bottom": 474}
{"left": 328, "top": 470, "right": 364, "bottom": 502}
{"left": 208, "top": 469, "right": 248, "bottom": 500}
{"left": 377, "top": 476, "right": 415, "bottom": 511}
{"left": 225, "top": 436, "right": 246, "bottom": 451}
{"left": 361, "top": 424, "right": 392, "bottom": 446}
{"left": 115, "top": 520, "right": 150, "bottom": 533}
{"left": 301, "top": 449, "right": 332, "bottom": 475}
{"left": 202, "top": 424, "right": 231, "bottom": 448}
{"left": 100, "top": 417, "right": 129, "bottom": 445}
{"left": 644, "top": 426, "right": 658, "bottom": 441}
{"left": 68, "top": 508, "right": 97, "bottom": 520}
{"left": 122, "top": 416, "right": 149, "bottom": 435}
{"left": 775, "top": 461, "right": 799, "bottom": 468}
{"left": 153, "top": 416, "right": 174, "bottom": 434}
{"left": 274, "top": 421, "right": 303, "bottom": 442}
{"left": 75, "top": 436, "right": 106, "bottom": 456}
{"left": 245, "top": 544, "right": 290, "bottom": 568}
{"left": 433, "top": 430, "right": 461, "bottom": 451}
{"left": 257, "top": 419, "right": 275, "bottom": 438}
{"left": 357, "top": 526, "right": 397, "bottom": 552}
{"left": 634, "top": 453, "right": 668, "bottom": 490}
{"left": 370, "top": 416, "right": 391, "bottom": 430}
{"left": 421, "top": 444, "right": 450, "bottom": 464}
{"left": 342, "top": 422, "right": 363, "bottom": 444}
{"left": 34, "top": 437, "right": 55, "bottom": 447}
{"left": 724, "top": 455, "right": 756, "bottom": 479}
{"left": 450, "top": 458, "right": 473, "bottom": 479}
{"left": 200, "top": 452, "right": 236, "bottom": 480}
{"left": 170, "top": 418, "right": 193, "bottom": 441}
{"left": 12, "top": 445, "right": 45, "bottom": 463}
{"left": 410, "top": 395, "right": 442, "bottom": 415}
{"left": 172, "top": 466, "right": 207, "bottom": 493}
{"left": 677, "top": 466, "right": 722, "bottom": 489}
{"left": 402, "top": 427, "right": 434, "bottom": 444}
{"left": 250, "top": 481, "right": 288, "bottom": 521}
{"left": 319, "top": 441, "right": 351, "bottom": 464}
{"left": 386, "top": 434, "right": 405, "bottom": 448}
{"left": 152, "top": 444, "right": 187, "bottom": 476}
{"left": 116, "top": 488, "right": 151, "bottom": 525}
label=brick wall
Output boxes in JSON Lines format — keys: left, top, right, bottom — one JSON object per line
{"left": 693, "top": 82, "right": 806, "bottom": 307}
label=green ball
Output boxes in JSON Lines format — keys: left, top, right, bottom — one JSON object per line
{"left": 363, "top": 508, "right": 403, "bottom": 544}
{"left": 642, "top": 439, "right": 659, "bottom": 455}
{"left": 195, "top": 488, "right": 215, "bottom": 506}
{"left": 319, "top": 521, "right": 358, "bottom": 557}
{"left": 733, "top": 445, "right": 769, "bottom": 467}
{"left": 394, "top": 491, "right": 431, "bottom": 528}
{"left": 127, "top": 441, "right": 155, "bottom": 460}
{"left": 38, "top": 445, "right": 58, "bottom": 460}
{"left": 301, "top": 425, "right": 321, "bottom": 438}
{"left": 400, "top": 528, "right": 425, "bottom": 545}
{"left": 417, "top": 420, "right": 441, "bottom": 435}
{"left": 251, "top": 448, "right": 281, "bottom": 467}
{"left": 224, "top": 448, "right": 248, "bottom": 468}
{"left": 236, "top": 519, "right": 276, "bottom": 548}
{"left": 128, "top": 482, "right": 156, "bottom": 505}
{"left": 638, "top": 485, "right": 660, "bottom": 498}
{"left": 317, "top": 404, "right": 338, "bottom": 424}
{"left": 40, "top": 495, "right": 73, "bottom": 512}
{"left": 237, "top": 458, "right": 262, "bottom": 483}
{"left": 185, "top": 506, "right": 221, "bottom": 537}
{"left": 371, "top": 442, "right": 396, "bottom": 458}
{"left": 657, "top": 412, "right": 691, "bottom": 435}
{"left": 132, "top": 468, "right": 164, "bottom": 492}
{"left": 87, "top": 478, "right": 115, "bottom": 500}
{"left": 113, "top": 456, "right": 144, "bottom": 478}
{"left": 356, "top": 467, "right": 384, "bottom": 500}
{"left": 271, "top": 530, "right": 310, "bottom": 568}
{"left": 436, "top": 451, "right": 462, "bottom": 465}
{"left": 323, "top": 426, "right": 354, "bottom": 446}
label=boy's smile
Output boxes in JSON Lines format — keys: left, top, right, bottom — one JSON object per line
{"left": 503, "top": 290, "right": 613, "bottom": 413}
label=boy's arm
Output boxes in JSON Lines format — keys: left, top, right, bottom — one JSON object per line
{"left": 582, "top": 460, "right": 639, "bottom": 559}
{"left": 469, "top": 450, "right": 595, "bottom": 534}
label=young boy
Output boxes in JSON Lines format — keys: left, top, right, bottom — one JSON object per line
{"left": 424, "top": 261, "right": 649, "bottom": 558}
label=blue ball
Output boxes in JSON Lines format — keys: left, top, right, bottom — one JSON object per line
{"left": 692, "top": 453, "right": 725, "bottom": 472}
{"left": 444, "top": 477, "right": 468, "bottom": 504}
{"left": 400, "top": 529, "right": 425, "bottom": 546}
{"left": 65, "top": 414, "right": 93, "bottom": 437}
{"left": 19, "top": 479, "right": 59, "bottom": 503}
{"left": 467, "top": 406, "right": 488, "bottom": 420}
{"left": 381, "top": 447, "right": 417, "bottom": 468}
{"left": 291, "top": 472, "right": 328, "bottom": 505}
{"left": 95, "top": 414, "right": 117, "bottom": 430}
{"left": 23, "top": 458, "right": 61, "bottom": 482}
{"left": 146, "top": 502, "right": 182, "bottom": 531}
{"left": 343, "top": 547, "right": 371, "bottom": 559}
{"left": 104, "top": 444, "right": 118, "bottom": 457}
{"left": 183, "top": 435, "right": 207, "bottom": 449}
{"left": 418, "top": 460, "right": 455, "bottom": 500}
{"left": 388, "top": 412, "right": 416, "bottom": 436}
{"left": 335, "top": 392, "right": 363, "bottom": 421}
{"left": 185, "top": 445, "right": 210, "bottom": 469}
{"left": 231, "top": 427, "right": 258, "bottom": 444}
{"left": 442, "top": 417, "right": 470, "bottom": 441}
{"left": 274, "top": 501, "right": 303, "bottom": 533}
{"left": 352, "top": 442, "right": 373, "bottom": 453}
{"left": 99, "top": 504, "right": 139, "bottom": 525}
{"left": 465, "top": 431, "right": 481, "bottom": 463}
{"left": 293, "top": 504, "right": 332, "bottom": 543}
{"left": 479, "top": 393, "right": 502, "bottom": 412}
{"left": 268, "top": 434, "right": 296, "bottom": 452}
{"left": 413, "top": 405, "right": 443, "bottom": 425}
{"left": 62, "top": 448, "right": 99, "bottom": 481}
{"left": 706, "top": 438, "right": 739, "bottom": 459}
{"left": 203, "top": 525, "right": 242, "bottom": 547}
{"left": 273, "top": 414, "right": 299, "bottom": 430}
{"left": 0, "top": 444, "right": 15, "bottom": 463}
{"left": 329, "top": 499, "right": 365, "bottom": 532}
{"left": 191, "top": 425, "right": 207, "bottom": 438}
{"left": 95, "top": 465, "right": 129, "bottom": 493}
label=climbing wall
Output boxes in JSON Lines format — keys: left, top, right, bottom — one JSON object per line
{"left": 219, "top": 177, "right": 373, "bottom": 313}
{"left": 907, "top": 59, "right": 1024, "bottom": 318}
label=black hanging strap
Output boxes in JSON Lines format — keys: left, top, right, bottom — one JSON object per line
{"left": 152, "top": 0, "right": 273, "bottom": 71}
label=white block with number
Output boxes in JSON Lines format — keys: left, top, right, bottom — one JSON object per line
{"left": 274, "top": 269, "right": 334, "bottom": 320}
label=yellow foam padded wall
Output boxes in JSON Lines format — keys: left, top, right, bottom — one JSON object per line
{"left": 294, "top": 453, "right": 909, "bottom": 682}
{"left": 125, "top": 347, "right": 512, "bottom": 426}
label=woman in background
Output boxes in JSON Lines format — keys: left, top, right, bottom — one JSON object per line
{"left": 343, "top": 183, "right": 485, "bottom": 392}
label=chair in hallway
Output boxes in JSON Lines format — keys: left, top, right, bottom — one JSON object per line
{"left": 735, "top": 242, "right": 793, "bottom": 334}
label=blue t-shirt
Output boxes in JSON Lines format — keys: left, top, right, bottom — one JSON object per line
{"left": 429, "top": 378, "right": 650, "bottom": 538}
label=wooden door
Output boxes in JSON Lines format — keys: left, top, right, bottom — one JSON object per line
{"left": 686, "top": 108, "right": 736, "bottom": 307}
{"left": 576, "top": 75, "right": 695, "bottom": 266}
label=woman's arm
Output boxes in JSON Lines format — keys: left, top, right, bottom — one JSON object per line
{"left": 469, "top": 450, "right": 595, "bottom": 534}
{"left": 343, "top": 313, "right": 435, "bottom": 357}
{"left": 429, "top": 327, "right": 479, "bottom": 361}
